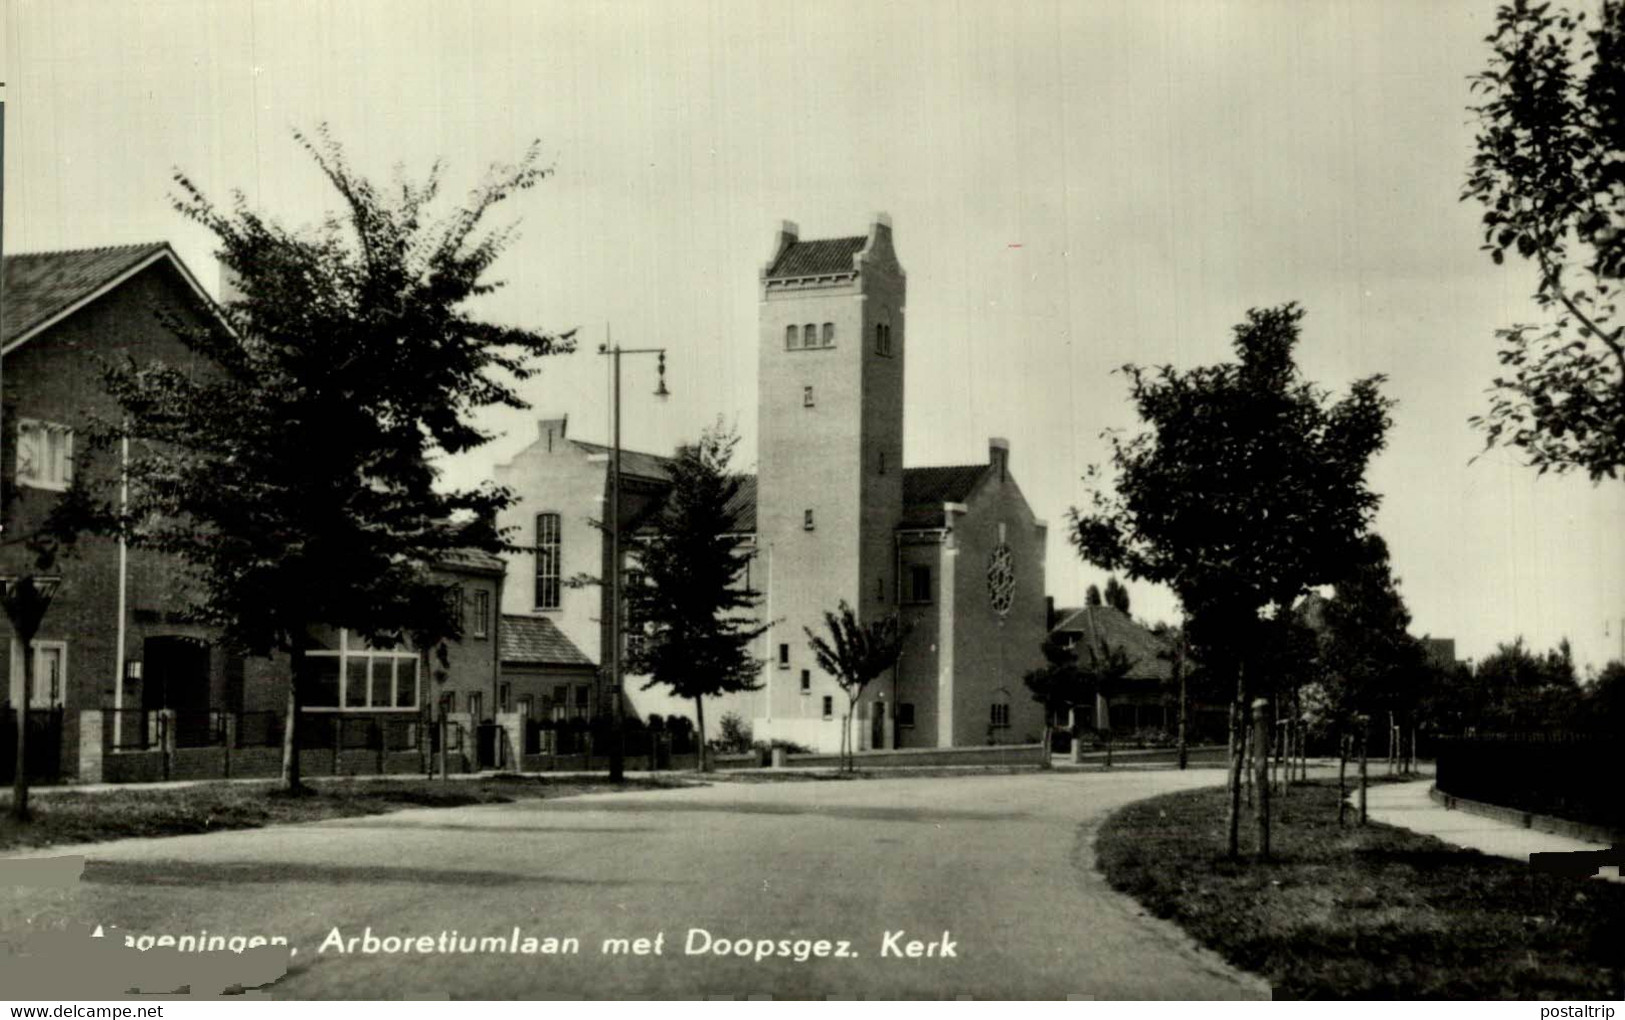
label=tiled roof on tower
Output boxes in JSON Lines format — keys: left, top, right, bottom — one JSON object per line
{"left": 765, "top": 236, "right": 868, "bottom": 279}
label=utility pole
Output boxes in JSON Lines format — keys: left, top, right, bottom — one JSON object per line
{"left": 599, "top": 337, "right": 669, "bottom": 783}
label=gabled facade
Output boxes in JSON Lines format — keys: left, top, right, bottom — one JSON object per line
{"left": 2, "top": 245, "right": 228, "bottom": 752}
{"left": 2, "top": 244, "right": 504, "bottom": 778}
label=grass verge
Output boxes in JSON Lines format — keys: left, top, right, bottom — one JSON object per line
{"left": 1095, "top": 778, "right": 1625, "bottom": 999}
{"left": 0, "top": 775, "right": 694, "bottom": 853}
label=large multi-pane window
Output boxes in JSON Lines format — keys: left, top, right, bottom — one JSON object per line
{"left": 305, "top": 630, "right": 420, "bottom": 711}
{"left": 535, "top": 512, "right": 562, "bottom": 610}
{"left": 17, "top": 420, "right": 73, "bottom": 490}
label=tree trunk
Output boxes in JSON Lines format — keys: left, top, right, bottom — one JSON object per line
{"left": 1176, "top": 658, "right": 1188, "bottom": 771}
{"left": 1358, "top": 718, "right": 1369, "bottom": 826}
{"left": 1225, "top": 666, "right": 1247, "bottom": 860}
{"left": 280, "top": 641, "right": 308, "bottom": 793}
{"left": 1253, "top": 697, "right": 1271, "bottom": 860}
{"left": 694, "top": 695, "right": 709, "bottom": 773}
{"left": 1337, "top": 732, "right": 1349, "bottom": 826}
{"left": 1103, "top": 696, "right": 1113, "bottom": 767}
{"left": 11, "top": 639, "right": 35, "bottom": 822}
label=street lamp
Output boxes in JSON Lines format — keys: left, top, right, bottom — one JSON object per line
{"left": 1, "top": 573, "right": 63, "bottom": 821}
{"left": 598, "top": 338, "right": 669, "bottom": 783}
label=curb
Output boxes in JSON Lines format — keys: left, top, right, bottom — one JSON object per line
{"left": 1429, "top": 785, "right": 1622, "bottom": 846}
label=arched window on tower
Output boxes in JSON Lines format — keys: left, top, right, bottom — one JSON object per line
{"left": 822, "top": 322, "right": 835, "bottom": 347}
{"left": 785, "top": 324, "right": 799, "bottom": 350}
{"left": 803, "top": 324, "right": 817, "bottom": 348}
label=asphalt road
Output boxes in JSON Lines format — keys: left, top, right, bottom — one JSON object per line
{"left": 2, "top": 769, "right": 1269, "bottom": 1000}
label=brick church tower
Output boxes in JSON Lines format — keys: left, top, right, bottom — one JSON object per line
{"left": 754, "top": 215, "right": 906, "bottom": 748}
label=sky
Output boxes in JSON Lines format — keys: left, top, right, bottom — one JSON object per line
{"left": 3, "top": 0, "right": 1621, "bottom": 671}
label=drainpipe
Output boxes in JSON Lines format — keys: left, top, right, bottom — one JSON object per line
{"left": 113, "top": 431, "right": 129, "bottom": 747}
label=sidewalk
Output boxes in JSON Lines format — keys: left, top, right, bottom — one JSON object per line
{"left": 1362, "top": 778, "right": 1622, "bottom": 882}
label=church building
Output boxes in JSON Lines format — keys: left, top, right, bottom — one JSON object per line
{"left": 495, "top": 216, "right": 1049, "bottom": 752}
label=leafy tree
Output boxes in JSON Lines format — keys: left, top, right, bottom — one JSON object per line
{"left": 1464, "top": 0, "right": 1625, "bottom": 479}
{"left": 713, "top": 712, "right": 753, "bottom": 755}
{"left": 1072, "top": 303, "right": 1392, "bottom": 858}
{"left": 1103, "top": 576, "right": 1131, "bottom": 614}
{"left": 1085, "top": 584, "right": 1103, "bottom": 607}
{"left": 624, "top": 425, "right": 769, "bottom": 772}
{"left": 1470, "top": 636, "right": 1583, "bottom": 732}
{"left": 68, "top": 127, "right": 571, "bottom": 792}
{"left": 1022, "top": 635, "right": 1086, "bottom": 738}
{"left": 1078, "top": 636, "right": 1137, "bottom": 767}
{"left": 1583, "top": 659, "right": 1625, "bottom": 734}
{"left": 805, "top": 601, "right": 906, "bottom": 772}
{"left": 1317, "top": 535, "right": 1426, "bottom": 788}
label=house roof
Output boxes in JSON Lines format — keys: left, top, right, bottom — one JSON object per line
{"left": 501, "top": 614, "right": 594, "bottom": 668}
{"left": 723, "top": 474, "right": 757, "bottom": 533}
{"left": 584, "top": 454, "right": 986, "bottom": 535}
{"left": 765, "top": 236, "right": 868, "bottom": 279}
{"left": 899, "top": 464, "right": 988, "bottom": 528}
{"left": 1050, "top": 605, "right": 1174, "bottom": 683}
{"left": 1, "top": 243, "right": 215, "bottom": 351}
{"left": 570, "top": 439, "right": 673, "bottom": 483}
{"left": 436, "top": 548, "right": 505, "bottom": 574}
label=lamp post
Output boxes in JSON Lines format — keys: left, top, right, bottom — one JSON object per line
{"left": 598, "top": 339, "right": 669, "bottom": 783}
{"left": 2, "top": 574, "right": 63, "bottom": 821}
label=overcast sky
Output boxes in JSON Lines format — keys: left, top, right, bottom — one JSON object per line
{"left": 4, "top": 0, "right": 1622, "bottom": 671}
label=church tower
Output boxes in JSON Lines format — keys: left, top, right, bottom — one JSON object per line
{"left": 754, "top": 215, "right": 906, "bottom": 748}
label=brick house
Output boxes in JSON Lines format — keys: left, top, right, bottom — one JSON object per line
{"left": 2, "top": 243, "right": 502, "bottom": 779}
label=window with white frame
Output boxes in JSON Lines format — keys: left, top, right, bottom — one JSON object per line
{"left": 304, "top": 631, "right": 421, "bottom": 711}
{"left": 535, "top": 512, "right": 561, "bottom": 610}
{"left": 9, "top": 641, "right": 67, "bottom": 708}
{"left": 17, "top": 420, "right": 73, "bottom": 491}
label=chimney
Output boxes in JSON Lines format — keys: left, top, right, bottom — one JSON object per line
{"left": 773, "top": 219, "right": 799, "bottom": 262}
{"left": 539, "top": 414, "right": 569, "bottom": 452}
{"left": 989, "top": 437, "right": 1010, "bottom": 483}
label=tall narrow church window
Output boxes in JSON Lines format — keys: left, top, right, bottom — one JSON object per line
{"left": 779, "top": 643, "right": 790, "bottom": 669}
{"left": 877, "top": 576, "right": 885, "bottom": 602}
{"left": 804, "top": 386, "right": 814, "bottom": 407}
{"left": 535, "top": 512, "right": 561, "bottom": 610}
{"left": 822, "top": 322, "right": 835, "bottom": 346}
{"left": 878, "top": 450, "right": 886, "bottom": 475}
{"left": 786, "top": 324, "right": 799, "bottom": 349}
{"left": 875, "top": 322, "right": 893, "bottom": 356}
{"left": 803, "top": 323, "right": 817, "bottom": 348}
{"left": 804, "top": 509, "right": 815, "bottom": 530}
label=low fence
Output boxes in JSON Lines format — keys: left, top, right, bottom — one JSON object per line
{"left": 782, "top": 742, "right": 1049, "bottom": 770}
{"left": 0, "top": 707, "right": 65, "bottom": 784}
{"left": 76, "top": 709, "right": 721, "bottom": 784}
{"left": 1435, "top": 734, "right": 1623, "bottom": 833}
